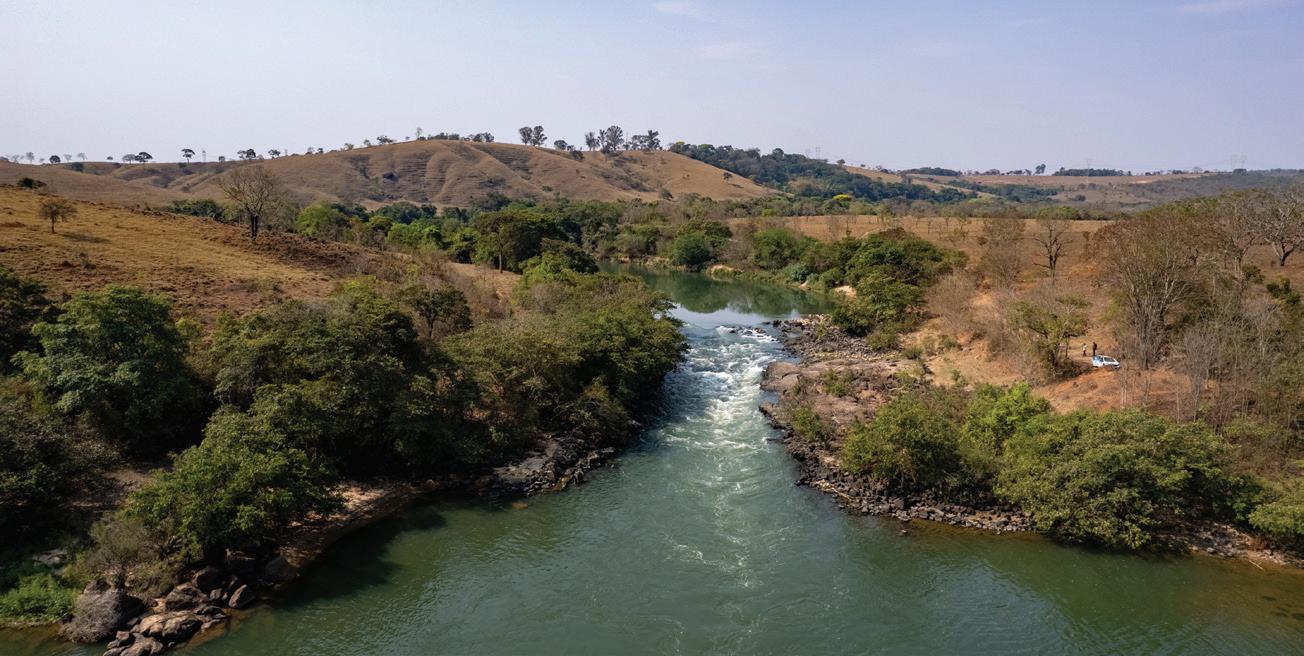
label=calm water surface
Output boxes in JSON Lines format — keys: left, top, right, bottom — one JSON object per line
{"left": 7, "top": 268, "right": 1302, "bottom": 655}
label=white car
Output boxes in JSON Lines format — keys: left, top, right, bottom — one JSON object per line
{"left": 1092, "top": 355, "right": 1120, "bottom": 370}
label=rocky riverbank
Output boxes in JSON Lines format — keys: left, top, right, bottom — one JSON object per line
{"left": 762, "top": 315, "right": 1304, "bottom": 568}
{"left": 760, "top": 316, "right": 1033, "bottom": 534}
{"left": 61, "top": 429, "right": 625, "bottom": 656}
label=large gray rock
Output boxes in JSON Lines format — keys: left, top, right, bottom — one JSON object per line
{"left": 190, "top": 566, "right": 224, "bottom": 592}
{"left": 117, "top": 635, "right": 164, "bottom": 656}
{"left": 136, "top": 611, "right": 202, "bottom": 643}
{"left": 261, "top": 555, "right": 297, "bottom": 582}
{"left": 59, "top": 587, "right": 145, "bottom": 643}
{"left": 227, "top": 584, "right": 256, "bottom": 610}
{"left": 160, "top": 583, "right": 205, "bottom": 612}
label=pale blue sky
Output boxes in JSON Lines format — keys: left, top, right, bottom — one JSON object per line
{"left": 3, "top": 0, "right": 1302, "bottom": 171}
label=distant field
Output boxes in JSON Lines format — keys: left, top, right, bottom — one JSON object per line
{"left": 841, "top": 165, "right": 995, "bottom": 198}
{"left": 0, "top": 141, "right": 771, "bottom": 209}
{"left": 0, "top": 186, "right": 514, "bottom": 322}
{"left": 922, "top": 170, "right": 1304, "bottom": 209}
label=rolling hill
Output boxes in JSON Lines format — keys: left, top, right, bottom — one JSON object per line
{"left": 0, "top": 140, "right": 771, "bottom": 209}
{"left": 0, "top": 186, "right": 515, "bottom": 323}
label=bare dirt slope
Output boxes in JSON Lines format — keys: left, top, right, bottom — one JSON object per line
{"left": 1, "top": 141, "right": 771, "bottom": 208}
{"left": 0, "top": 186, "right": 514, "bottom": 322}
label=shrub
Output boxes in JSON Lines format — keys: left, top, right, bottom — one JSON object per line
{"left": 72, "top": 516, "right": 180, "bottom": 594}
{"left": 959, "top": 384, "right": 1050, "bottom": 490}
{"left": 125, "top": 409, "right": 339, "bottom": 555}
{"left": 669, "top": 231, "right": 713, "bottom": 270}
{"left": 0, "top": 267, "right": 49, "bottom": 372}
{"left": 0, "top": 398, "right": 112, "bottom": 538}
{"left": 790, "top": 406, "right": 831, "bottom": 445}
{"left": 820, "top": 369, "right": 853, "bottom": 397}
{"left": 0, "top": 572, "right": 74, "bottom": 625}
{"left": 830, "top": 273, "right": 923, "bottom": 340}
{"left": 15, "top": 286, "right": 209, "bottom": 455}
{"left": 997, "top": 410, "right": 1232, "bottom": 550}
{"left": 165, "top": 199, "right": 225, "bottom": 220}
{"left": 841, "top": 387, "right": 970, "bottom": 494}
{"left": 751, "top": 228, "right": 803, "bottom": 270}
{"left": 1249, "top": 476, "right": 1304, "bottom": 545}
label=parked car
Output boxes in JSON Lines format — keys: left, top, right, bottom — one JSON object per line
{"left": 1091, "top": 355, "right": 1121, "bottom": 370}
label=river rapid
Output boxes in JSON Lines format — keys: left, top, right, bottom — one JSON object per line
{"left": 6, "top": 269, "right": 1302, "bottom": 655}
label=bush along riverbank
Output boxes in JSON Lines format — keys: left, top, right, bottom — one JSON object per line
{"left": 761, "top": 316, "right": 1304, "bottom": 568}
{"left": 0, "top": 263, "right": 685, "bottom": 655}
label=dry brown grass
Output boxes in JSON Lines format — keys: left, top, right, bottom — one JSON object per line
{"left": 758, "top": 212, "right": 1304, "bottom": 414}
{"left": 0, "top": 142, "right": 771, "bottom": 209}
{"left": 0, "top": 186, "right": 516, "bottom": 323}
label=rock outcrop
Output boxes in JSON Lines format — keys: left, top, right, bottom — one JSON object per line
{"left": 60, "top": 586, "right": 146, "bottom": 643}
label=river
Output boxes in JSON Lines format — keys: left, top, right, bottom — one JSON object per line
{"left": 6, "top": 269, "right": 1303, "bottom": 655}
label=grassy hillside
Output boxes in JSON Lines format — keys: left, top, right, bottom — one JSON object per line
{"left": 0, "top": 141, "right": 770, "bottom": 209}
{"left": 0, "top": 186, "right": 514, "bottom": 322}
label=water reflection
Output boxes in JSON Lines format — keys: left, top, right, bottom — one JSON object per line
{"left": 603, "top": 265, "right": 831, "bottom": 318}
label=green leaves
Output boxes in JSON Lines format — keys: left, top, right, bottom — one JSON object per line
{"left": 996, "top": 410, "right": 1231, "bottom": 549}
{"left": 16, "top": 286, "right": 207, "bottom": 456}
{"left": 126, "top": 409, "right": 338, "bottom": 554}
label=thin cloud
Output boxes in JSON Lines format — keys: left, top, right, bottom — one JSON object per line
{"left": 1178, "top": 0, "right": 1292, "bottom": 14}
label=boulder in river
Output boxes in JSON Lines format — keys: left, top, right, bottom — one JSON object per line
{"left": 160, "top": 583, "right": 205, "bottom": 612}
{"left": 136, "top": 611, "right": 202, "bottom": 644}
{"left": 227, "top": 584, "right": 256, "bottom": 609}
{"left": 262, "top": 554, "right": 298, "bottom": 582}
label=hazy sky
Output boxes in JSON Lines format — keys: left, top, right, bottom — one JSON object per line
{"left": 4, "top": 0, "right": 1303, "bottom": 171}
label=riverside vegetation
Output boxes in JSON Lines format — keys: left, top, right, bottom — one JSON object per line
{"left": 0, "top": 218, "right": 683, "bottom": 639}
{"left": 167, "top": 170, "right": 1303, "bottom": 555}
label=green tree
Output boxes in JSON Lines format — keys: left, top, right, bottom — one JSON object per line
{"left": 400, "top": 286, "right": 472, "bottom": 340}
{"left": 842, "top": 387, "right": 969, "bottom": 494}
{"left": 125, "top": 408, "right": 338, "bottom": 555}
{"left": 751, "top": 228, "right": 803, "bottom": 270}
{"left": 669, "top": 232, "right": 713, "bottom": 270}
{"left": 38, "top": 196, "right": 77, "bottom": 234}
{"left": 997, "top": 410, "right": 1231, "bottom": 549}
{"left": 0, "top": 398, "right": 112, "bottom": 538}
{"left": 295, "top": 201, "right": 352, "bottom": 239}
{"left": 16, "top": 286, "right": 208, "bottom": 455}
{"left": 0, "top": 267, "right": 49, "bottom": 372}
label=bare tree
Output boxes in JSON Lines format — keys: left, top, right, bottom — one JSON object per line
{"left": 1250, "top": 187, "right": 1304, "bottom": 267}
{"left": 1030, "top": 216, "right": 1072, "bottom": 284}
{"left": 1095, "top": 215, "right": 1201, "bottom": 371}
{"left": 978, "top": 218, "right": 1025, "bottom": 288}
{"left": 1208, "top": 192, "right": 1261, "bottom": 271}
{"left": 38, "top": 196, "right": 77, "bottom": 234}
{"left": 216, "top": 166, "right": 286, "bottom": 240}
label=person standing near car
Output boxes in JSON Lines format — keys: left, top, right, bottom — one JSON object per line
{"left": 1091, "top": 342, "right": 1097, "bottom": 357}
